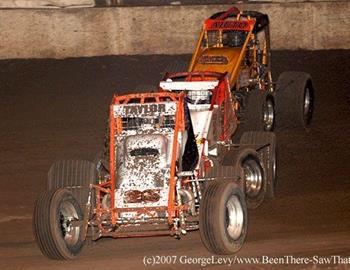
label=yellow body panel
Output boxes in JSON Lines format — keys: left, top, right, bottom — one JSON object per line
{"left": 189, "top": 20, "right": 255, "bottom": 88}
{"left": 192, "top": 47, "right": 242, "bottom": 73}
{"left": 191, "top": 47, "right": 244, "bottom": 86}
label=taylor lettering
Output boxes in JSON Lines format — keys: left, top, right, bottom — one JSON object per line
{"left": 124, "top": 104, "right": 166, "bottom": 115}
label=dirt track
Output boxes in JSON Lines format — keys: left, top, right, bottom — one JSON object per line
{"left": 0, "top": 50, "right": 350, "bottom": 269}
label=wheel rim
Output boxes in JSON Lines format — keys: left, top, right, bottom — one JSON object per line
{"left": 303, "top": 87, "right": 312, "bottom": 120}
{"left": 263, "top": 99, "right": 274, "bottom": 131}
{"left": 244, "top": 159, "right": 263, "bottom": 198}
{"left": 225, "top": 195, "right": 244, "bottom": 240}
{"left": 272, "top": 155, "right": 276, "bottom": 183}
{"left": 59, "top": 201, "right": 80, "bottom": 246}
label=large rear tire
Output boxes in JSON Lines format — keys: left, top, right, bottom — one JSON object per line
{"left": 275, "top": 71, "right": 314, "bottom": 129}
{"left": 199, "top": 180, "right": 248, "bottom": 255}
{"left": 33, "top": 188, "right": 85, "bottom": 260}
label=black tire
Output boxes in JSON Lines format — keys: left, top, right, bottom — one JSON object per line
{"left": 240, "top": 131, "right": 277, "bottom": 199}
{"left": 33, "top": 188, "right": 84, "bottom": 260}
{"left": 232, "top": 91, "right": 275, "bottom": 143}
{"left": 275, "top": 71, "right": 314, "bottom": 129}
{"left": 199, "top": 180, "right": 247, "bottom": 255}
{"left": 244, "top": 91, "right": 275, "bottom": 132}
{"left": 47, "top": 160, "right": 96, "bottom": 208}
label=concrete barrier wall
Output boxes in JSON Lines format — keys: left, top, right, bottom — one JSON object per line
{"left": 0, "top": 2, "right": 349, "bottom": 59}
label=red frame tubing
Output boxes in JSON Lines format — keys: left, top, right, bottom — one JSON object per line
{"left": 109, "top": 103, "right": 117, "bottom": 225}
{"left": 167, "top": 94, "right": 185, "bottom": 224}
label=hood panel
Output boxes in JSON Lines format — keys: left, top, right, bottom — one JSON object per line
{"left": 115, "top": 134, "right": 171, "bottom": 217}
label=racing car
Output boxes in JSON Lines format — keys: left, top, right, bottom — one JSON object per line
{"left": 33, "top": 72, "right": 276, "bottom": 259}
{"left": 187, "top": 7, "right": 314, "bottom": 133}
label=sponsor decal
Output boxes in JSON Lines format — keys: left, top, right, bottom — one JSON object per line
{"left": 114, "top": 102, "right": 176, "bottom": 117}
{"left": 198, "top": 55, "right": 229, "bottom": 65}
{"left": 205, "top": 19, "right": 253, "bottom": 31}
{"left": 125, "top": 104, "right": 166, "bottom": 115}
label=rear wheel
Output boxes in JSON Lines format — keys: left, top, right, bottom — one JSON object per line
{"left": 199, "top": 180, "right": 247, "bottom": 255}
{"left": 275, "top": 71, "right": 314, "bottom": 129}
{"left": 33, "top": 188, "right": 84, "bottom": 260}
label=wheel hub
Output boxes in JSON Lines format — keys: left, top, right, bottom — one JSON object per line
{"left": 225, "top": 195, "right": 244, "bottom": 240}
{"left": 304, "top": 87, "right": 312, "bottom": 118}
{"left": 263, "top": 99, "right": 274, "bottom": 131}
{"left": 59, "top": 201, "right": 80, "bottom": 246}
{"left": 244, "top": 159, "right": 263, "bottom": 198}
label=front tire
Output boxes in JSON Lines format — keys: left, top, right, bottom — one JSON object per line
{"left": 33, "top": 188, "right": 85, "bottom": 260}
{"left": 199, "top": 180, "right": 248, "bottom": 255}
{"left": 47, "top": 160, "right": 96, "bottom": 208}
{"left": 242, "top": 91, "right": 275, "bottom": 132}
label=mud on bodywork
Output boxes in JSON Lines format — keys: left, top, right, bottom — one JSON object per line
{"left": 113, "top": 101, "right": 178, "bottom": 220}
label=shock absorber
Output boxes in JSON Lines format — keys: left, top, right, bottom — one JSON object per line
{"left": 256, "top": 40, "right": 263, "bottom": 64}
{"left": 176, "top": 181, "right": 187, "bottom": 235}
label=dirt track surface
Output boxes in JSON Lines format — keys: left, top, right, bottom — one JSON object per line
{"left": 0, "top": 50, "right": 350, "bottom": 269}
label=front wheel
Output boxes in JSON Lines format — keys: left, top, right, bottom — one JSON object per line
{"left": 199, "top": 180, "right": 248, "bottom": 255}
{"left": 33, "top": 188, "right": 85, "bottom": 260}
{"left": 275, "top": 71, "right": 314, "bottom": 129}
{"left": 242, "top": 91, "right": 275, "bottom": 132}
